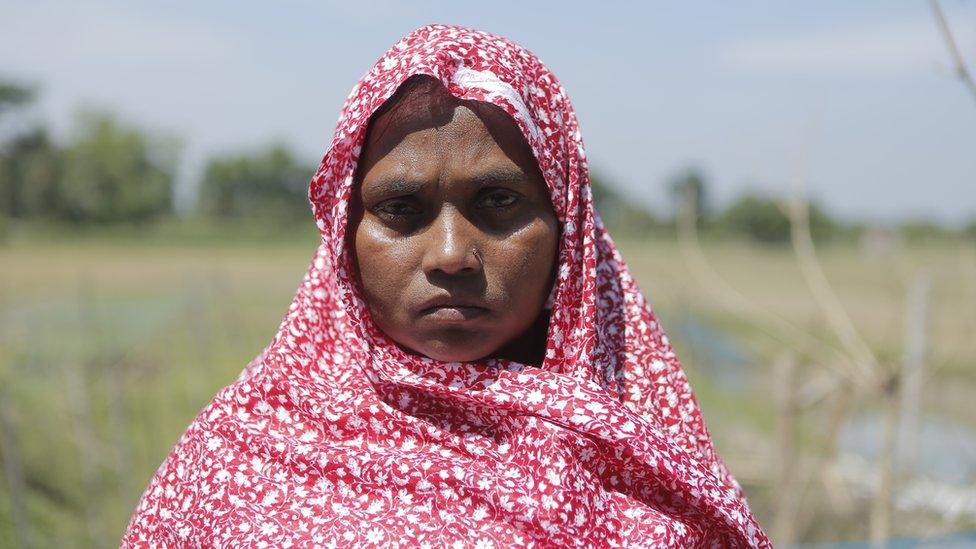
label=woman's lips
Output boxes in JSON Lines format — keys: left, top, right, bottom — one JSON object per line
{"left": 419, "top": 305, "right": 489, "bottom": 322}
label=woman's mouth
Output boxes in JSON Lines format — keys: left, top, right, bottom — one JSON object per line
{"left": 416, "top": 295, "right": 491, "bottom": 322}
{"left": 419, "top": 305, "right": 489, "bottom": 321}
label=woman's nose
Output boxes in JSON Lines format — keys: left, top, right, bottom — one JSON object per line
{"left": 421, "top": 206, "right": 482, "bottom": 276}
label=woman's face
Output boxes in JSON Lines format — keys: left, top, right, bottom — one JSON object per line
{"left": 350, "top": 78, "right": 559, "bottom": 363}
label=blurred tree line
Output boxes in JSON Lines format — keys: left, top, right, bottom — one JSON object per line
{"left": 0, "top": 78, "right": 316, "bottom": 230}
{"left": 1, "top": 83, "right": 178, "bottom": 225}
{"left": 598, "top": 168, "right": 846, "bottom": 244}
{"left": 198, "top": 144, "right": 312, "bottom": 223}
{"left": 2, "top": 77, "right": 974, "bottom": 243}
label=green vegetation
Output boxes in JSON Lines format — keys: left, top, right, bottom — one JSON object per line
{"left": 1, "top": 229, "right": 974, "bottom": 545}
{"left": 1, "top": 75, "right": 974, "bottom": 545}
{"left": 199, "top": 144, "right": 314, "bottom": 222}
{"left": 717, "top": 193, "right": 838, "bottom": 244}
{"left": 670, "top": 168, "right": 709, "bottom": 224}
{"left": 3, "top": 77, "right": 974, "bottom": 242}
{"left": 59, "top": 110, "right": 178, "bottom": 224}
{"left": 589, "top": 172, "right": 665, "bottom": 235}
{"left": 0, "top": 83, "right": 178, "bottom": 225}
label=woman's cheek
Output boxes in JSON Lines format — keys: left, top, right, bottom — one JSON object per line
{"left": 356, "top": 223, "right": 417, "bottom": 319}
{"left": 358, "top": 220, "right": 415, "bottom": 267}
{"left": 513, "top": 219, "right": 558, "bottom": 273}
{"left": 494, "top": 222, "right": 557, "bottom": 298}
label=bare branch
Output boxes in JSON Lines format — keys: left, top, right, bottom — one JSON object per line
{"left": 787, "top": 195, "right": 881, "bottom": 383}
{"left": 676, "top": 193, "right": 871, "bottom": 385}
{"left": 930, "top": 0, "right": 976, "bottom": 103}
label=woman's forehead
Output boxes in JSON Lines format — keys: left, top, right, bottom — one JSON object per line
{"left": 360, "top": 81, "right": 541, "bottom": 182}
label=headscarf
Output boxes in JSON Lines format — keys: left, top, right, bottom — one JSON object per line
{"left": 123, "top": 24, "right": 769, "bottom": 548}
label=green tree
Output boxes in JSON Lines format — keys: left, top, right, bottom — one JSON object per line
{"left": 719, "top": 193, "right": 837, "bottom": 244}
{"left": 964, "top": 218, "right": 976, "bottom": 241}
{"left": 0, "top": 79, "right": 34, "bottom": 119}
{"left": 198, "top": 143, "right": 314, "bottom": 223}
{"left": 0, "top": 78, "right": 63, "bottom": 221}
{"left": 670, "top": 168, "right": 709, "bottom": 225}
{"left": 0, "top": 127, "right": 62, "bottom": 218}
{"left": 901, "top": 219, "right": 949, "bottom": 242}
{"left": 589, "top": 172, "right": 660, "bottom": 235}
{"left": 59, "top": 109, "right": 177, "bottom": 223}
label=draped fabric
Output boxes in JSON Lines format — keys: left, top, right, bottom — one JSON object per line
{"left": 123, "top": 24, "right": 769, "bottom": 548}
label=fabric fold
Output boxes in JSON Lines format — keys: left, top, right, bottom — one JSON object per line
{"left": 123, "top": 23, "right": 770, "bottom": 548}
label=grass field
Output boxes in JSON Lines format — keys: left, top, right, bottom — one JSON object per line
{"left": 0, "top": 224, "right": 974, "bottom": 546}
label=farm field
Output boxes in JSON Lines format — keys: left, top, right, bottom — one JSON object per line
{"left": 1, "top": 228, "right": 974, "bottom": 546}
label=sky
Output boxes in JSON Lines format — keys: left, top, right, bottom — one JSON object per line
{"left": 1, "top": 0, "right": 975, "bottom": 224}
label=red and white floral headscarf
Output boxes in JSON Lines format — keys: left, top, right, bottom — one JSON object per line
{"left": 123, "top": 24, "right": 769, "bottom": 548}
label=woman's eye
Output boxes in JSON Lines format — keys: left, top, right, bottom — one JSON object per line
{"left": 375, "top": 199, "right": 420, "bottom": 217}
{"left": 477, "top": 190, "right": 519, "bottom": 209}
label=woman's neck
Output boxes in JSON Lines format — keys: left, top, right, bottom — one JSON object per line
{"left": 491, "top": 310, "right": 550, "bottom": 366}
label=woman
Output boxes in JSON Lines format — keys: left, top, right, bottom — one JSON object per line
{"left": 124, "top": 25, "right": 769, "bottom": 547}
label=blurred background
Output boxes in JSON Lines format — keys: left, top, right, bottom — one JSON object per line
{"left": 1, "top": 1, "right": 975, "bottom": 546}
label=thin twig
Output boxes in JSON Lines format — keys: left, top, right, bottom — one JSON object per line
{"left": 930, "top": 0, "right": 976, "bottom": 104}
{"left": 787, "top": 195, "right": 881, "bottom": 383}
{"left": 675, "top": 192, "right": 862, "bottom": 384}
{"left": 870, "top": 373, "right": 901, "bottom": 544}
{"left": 899, "top": 273, "right": 929, "bottom": 477}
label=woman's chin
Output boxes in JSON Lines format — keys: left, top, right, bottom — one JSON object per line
{"left": 423, "top": 349, "right": 492, "bottom": 363}
{"left": 409, "top": 340, "right": 497, "bottom": 364}
{"left": 389, "top": 324, "right": 498, "bottom": 363}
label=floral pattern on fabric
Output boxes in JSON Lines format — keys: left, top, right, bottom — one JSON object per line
{"left": 123, "top": 24, "right": 770, "bottom": 548}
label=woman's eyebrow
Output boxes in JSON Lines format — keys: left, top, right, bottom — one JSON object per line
{"left": 365, "top": 178, "right": 426, "bottom": 197}
{"left": 467, "top": 166, "right": 527, "bottom": 186}
{"left": 365, "top": 167, "right": 527, "bottom": 197}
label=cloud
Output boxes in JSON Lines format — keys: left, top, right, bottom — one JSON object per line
{"left": 718, "top": 16, "right": 976, "bottom": 77}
